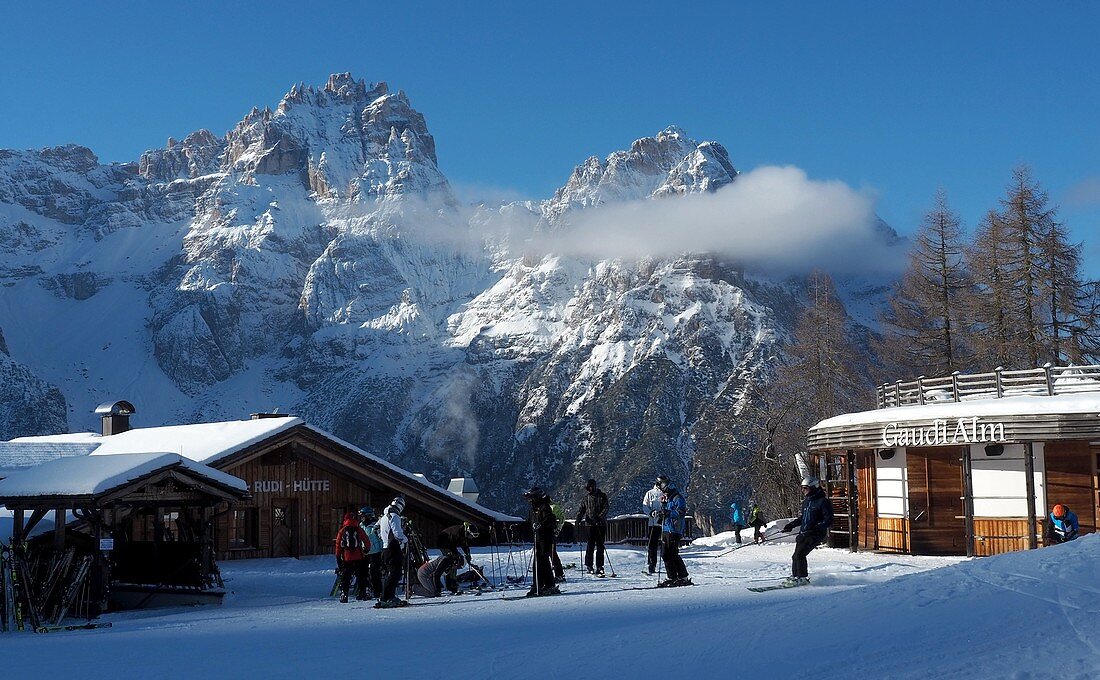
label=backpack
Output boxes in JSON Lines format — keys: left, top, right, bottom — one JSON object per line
{"left": 340, "top": 525, "right": 362, "bottom": 551}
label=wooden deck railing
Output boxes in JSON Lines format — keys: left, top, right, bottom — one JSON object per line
{"left": 875, "top": 364, "right": 1100, "bottom": 409}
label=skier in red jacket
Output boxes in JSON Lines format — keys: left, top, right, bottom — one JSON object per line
{"left": 335, "top": 512, "right": 370, "bottom": 603}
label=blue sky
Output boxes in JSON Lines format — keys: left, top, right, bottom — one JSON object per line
{"left": 1, "top": 1, "right": 1098, "bottom": 265}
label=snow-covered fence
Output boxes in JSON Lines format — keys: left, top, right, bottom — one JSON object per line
{"left": 876, "top": 364, "right": 1100, "bottom": 408}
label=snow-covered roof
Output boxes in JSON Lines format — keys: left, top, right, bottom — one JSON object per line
{"left": 812, "top": 392, "right": 1100, "bottom": 431}
{"left": 0, "top": 441, "right": 100, "bottom": 478}
{"left": 0, "top": 453, "right": 248, "bottom": 498}
{"left": 301, "top": 425, "right": 521, "bottom": 522}
{"left": 4, "top": 417, "right": 521, "bottom": 522}
{"left": 11, "top": 416, "right": 304, "bottom": 465}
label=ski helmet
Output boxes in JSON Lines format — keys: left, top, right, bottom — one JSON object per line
{"left": 523, "top": 486, "right": 544, "bottom": 501}
{"left": 464, "top": 521, "right": 480, "bottom": 538}
{"left": 656, "top": 474, "right": 671, "bottom": 491}
{"left": 800, "top": 476, "right": 820, "bottom": 488}
{"left": 358, "top": 506, "right": 375, "bottom": 520}
{"left": 1052, "top": 504, "right": 1066, "bottom": 518}
{"left": 390, "top": 496, "right": 406, "bottom": 513}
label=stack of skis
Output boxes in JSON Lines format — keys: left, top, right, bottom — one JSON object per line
{"left": 0, "top": 543, "right": 106, "bottom": 633}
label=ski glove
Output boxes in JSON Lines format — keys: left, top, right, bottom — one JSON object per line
{"left": 782, "top": 522, "right": 795, "bottom": 533}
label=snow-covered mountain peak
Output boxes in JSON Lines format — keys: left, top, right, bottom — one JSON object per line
{"left": 215, "top": 73, "right": 445, "bottom": 201}
{"left": 543, "top": 126, "right": 739, "bottom": 222}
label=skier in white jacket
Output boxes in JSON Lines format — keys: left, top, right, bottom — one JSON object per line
{"left": 376, "top": 496, "right": 409, "bottom": 607}
{"left": 642, "top": 479, "right": 664, "bottom": 575}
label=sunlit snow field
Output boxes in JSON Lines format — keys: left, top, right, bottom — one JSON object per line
{"left": 3, "top": 531, "right": 1098, "bottom": 679}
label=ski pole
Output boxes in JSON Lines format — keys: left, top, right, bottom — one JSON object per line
{"left": 604, "top": 547, "right": 617, "bottom": 578}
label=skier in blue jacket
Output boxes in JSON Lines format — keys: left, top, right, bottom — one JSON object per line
{"left": 656, "top": 475, "right": 692, "bottom": 587}
{"left": 730, "top": 501, "right": 746, "bottom": 544}
{"left": 780, "top": 476, "right": 833, "bottom": 585}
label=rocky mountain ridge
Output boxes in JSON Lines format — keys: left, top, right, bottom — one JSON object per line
{"left": 0, "top": 74, "right": 886, "bottom": 519}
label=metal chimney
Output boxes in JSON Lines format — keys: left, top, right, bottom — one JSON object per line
{"left": 94, "top": 400, "right": 136, "bottom": 436}
{"left": 447, "top": 477, "right": 479, "bottom": 504}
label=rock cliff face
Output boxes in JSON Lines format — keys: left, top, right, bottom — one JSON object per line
{"left": 0, "top": 74, "right": 886, "bottom": 518}
{"left": 0, "top": 327, "right": 68, "bottom": 440}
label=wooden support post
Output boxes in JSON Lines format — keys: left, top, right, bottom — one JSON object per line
{"left": 54, "top": 508, "right": 66, "bottom": 550}
{"left": 1024, "top": 443, "right": 1038, "bottom": 550}
{"left": 13, "top": 508, "right": 24, "bottom": 544}
{"left": 962, "top": 445, "right": 975, "bottom": 558}
{"left": 846, "top": 450, "right": 857, "bottom": 553}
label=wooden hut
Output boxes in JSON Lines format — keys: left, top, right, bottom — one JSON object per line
{"left": 807, "top": 365, "right": 1100, "bottom": 556}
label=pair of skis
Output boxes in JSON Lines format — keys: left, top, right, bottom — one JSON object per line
{"left": 747, "top": 578, "right": 810, "bottom": 593}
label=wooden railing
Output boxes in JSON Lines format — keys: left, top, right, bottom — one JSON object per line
{"left": 875, "top": 364, "right": 1100, "bottom": 409}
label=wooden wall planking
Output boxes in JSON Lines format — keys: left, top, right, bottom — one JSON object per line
{"left": 972, "top": 518, "right": 1041, "bottom": 556}
{"left": 876, "top": 517, "right": 908, "bottom": 553}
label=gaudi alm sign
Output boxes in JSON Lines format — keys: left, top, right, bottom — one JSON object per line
{"left": 881, "top": 417, "right": 1006, "bottom": 447}
{"left": 252, "top": 479, "right": 332, "bottom": 493}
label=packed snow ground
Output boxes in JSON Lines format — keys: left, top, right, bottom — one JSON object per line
{"left": 3, "top": 534, "right": 1099, "bottom": 679}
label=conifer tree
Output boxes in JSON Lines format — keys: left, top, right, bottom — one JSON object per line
{"left": 879, "top": 190, "right": 969, "bottom": 376}
{"left": 1000, "top": 166, "right": 1054, "bottom": 367}
{"left": 966, "top": 209, "right": 1020, "bottom": 369}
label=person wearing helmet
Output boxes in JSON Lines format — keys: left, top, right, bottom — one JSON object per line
{"left": 780, "top": 476, "right": 834, "bottom": 585}
{"left": 549, "top": 500, "right": 567, "bottom": 582}
{"left": 642, "top": 477, "right": 665, "bottom": 574}
{"left": 656, "top": 476, "right": 692, "bottom": 587}
{"left": 358, "top": 506, "right": 384, "bottom": 599}
{"left": 1044, "top": 504, "right": 1080, "bottom": 545}
{"left": 376, "top": 496, "right": 409, "bottom": 607}
{"left": 576, "top": 478, "right": 610, "bottom": 575}
{"left": 523, "top": 486, "right": 561, "bottom": 597}
{"left": 749, "top": 500, "right": 766, "bottom": 544}
{"left": 334, "top": 512, "right": 370, "bottom": 602}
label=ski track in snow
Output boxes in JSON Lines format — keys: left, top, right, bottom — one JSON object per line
{"left": 2, "top": 535, "right": 1099, "bottom": 679}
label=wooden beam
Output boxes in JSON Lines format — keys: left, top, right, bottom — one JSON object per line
{"left": 54, "top": 508, "right": 66, "bottom": 550}
{"left": 13, "top": 508, "right": 24, "bottom": 543}
{"left": 24, "top": 507, "right": 49, "bottom": 536}
{"left": 1024, "top": 442, "right": 1038, "bottom": 549}
{"left": 962, "top": 445, "right": 975, "bottom": 558}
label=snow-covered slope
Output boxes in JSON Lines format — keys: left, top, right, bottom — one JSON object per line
{"left": 2, "top": 534, "right": 1095, "bottom": 679}
{"left": 0, "top": 74, "right": 887, "bottom": 517}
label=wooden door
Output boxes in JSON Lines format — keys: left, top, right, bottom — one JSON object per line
{"left": 857, "top": 451, "right": 877, "bottom": 551}
{"left": 907, "top": 447, "right": 966, "bottom": 555}
{"left": 271, "top": 501, "right": 297, "bottom": 558}
{"left": 1045, "top": 442, "right": 1096, "bottom": 535}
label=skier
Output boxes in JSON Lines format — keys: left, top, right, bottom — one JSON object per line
{"left": 334, "top": 512, "right": 370, "bottom": 603}
{"left": 576, "top": 478, "right": 609, "bottom": 576}
{"left": 376, "top": 496, "right": 409, "bottom": 608}
{"left": 642, "top": 478, "right": 664, "bottom": 575}
{"left": 524, "top": 486, "right": 561, "bottom": 597}
{"left": 1044, "top": 504, "right": 1080, "bottom": 545}
{"left": 358, "top": 506, "right": 384, "bottom": 599}
{"left": 549, "top": 499, "right": 566, "bottom": 582}
{"left": 730, "top": 500, "right": 746, "bottom": 544}
{"left": 780, "top": 477, "right": 834, "bottom": 585}
{"left": 437, "top": 522, "right": 477, "bottom": 593}
{"left": 656, "top": 475, "right": 692, "bottom": 587}
{"left": 749, "top": 500, "right": 766, "bottom": 544}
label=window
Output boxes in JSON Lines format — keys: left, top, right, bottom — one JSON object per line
{"left": 228, "top": 509, "right": 259, "bottom": 549}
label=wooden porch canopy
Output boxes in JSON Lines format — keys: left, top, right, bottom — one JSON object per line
{"left": 0, "top": 453, "right": 251, "bottom": 542}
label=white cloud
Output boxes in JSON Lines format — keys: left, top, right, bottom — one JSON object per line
{"left": 533, "top": 166, "right": 900, "bottom": 275}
